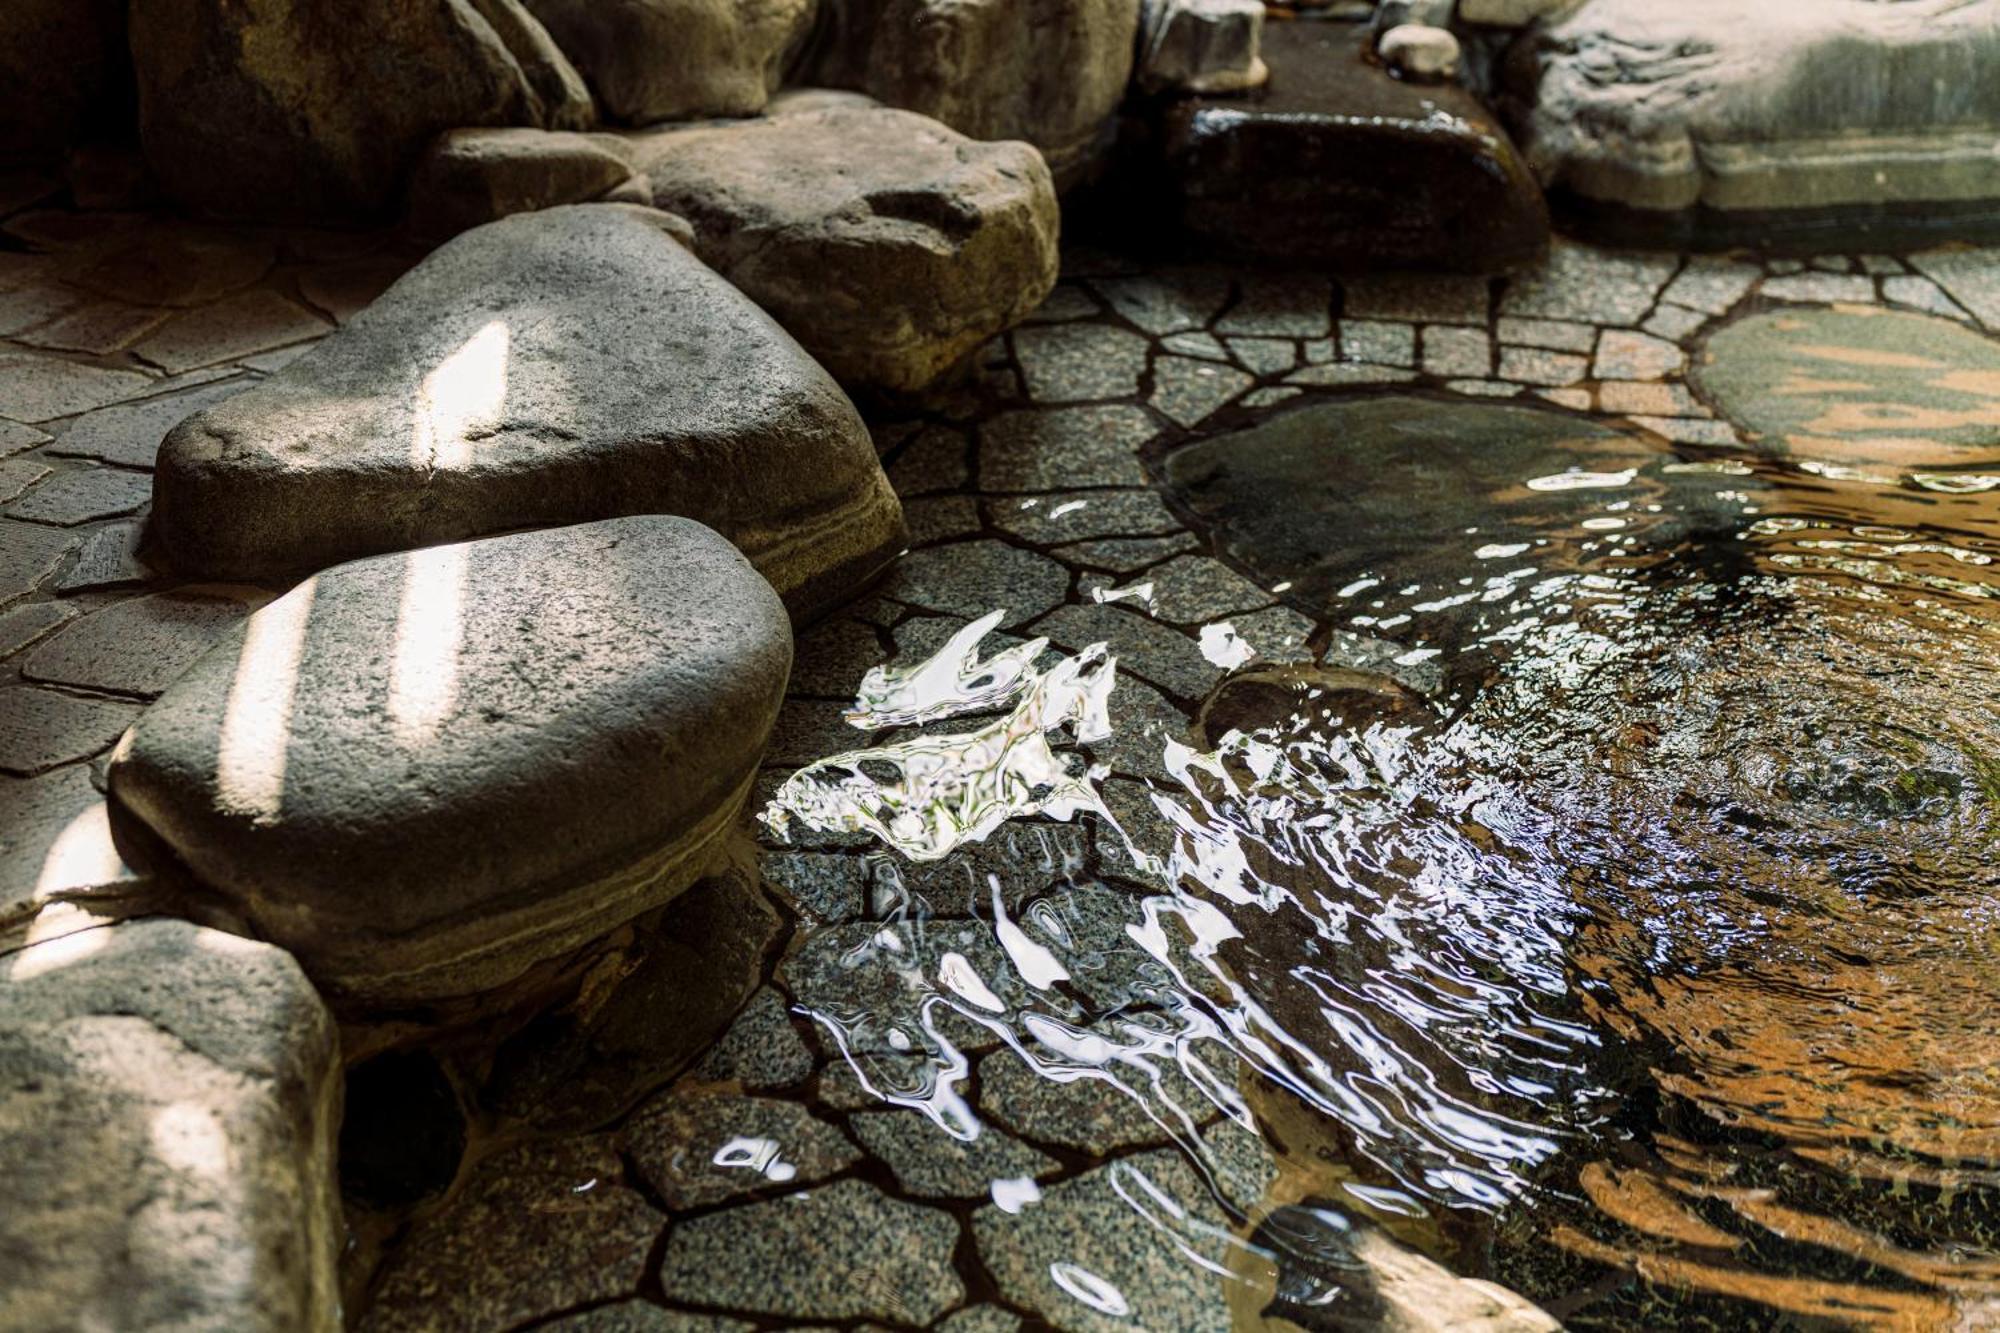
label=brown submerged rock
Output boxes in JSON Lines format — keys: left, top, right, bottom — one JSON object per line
{"left": 523, "top": 0, "right": 815, "bottom": 124}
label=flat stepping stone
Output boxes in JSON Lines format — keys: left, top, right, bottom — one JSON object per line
{"left": 1512, "top": 0, "right": 2000, "bottom": 247}
{"left": 149, "top": 205, "right": 904, "bottom": 620}
{"left": 0, "top": 917, "right": 341, "bottom": 1333}
{"left": 1693, "top": 306, "right": 2000, "bottom": 473}
{"left": 1160, "top": 21, "right": 1548, "bottom": 274}
{"left": 634, "top": 105, "right": 1058, "bottom": 394}
{"left": 107, "top": 515, "right": 792, "bottom": 1009}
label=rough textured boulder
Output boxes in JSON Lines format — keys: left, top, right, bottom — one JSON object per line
{"left": 0, "top": 918, "right": 341, "bottom": 1332}
{"left": 523, "top": 0, "right": 814, "bottom": 124}
{"left": 407, "top": 127, "right": 646, "bottom": 236}
{"left": 633, "top": 106, "right": 1059, "bottom": 394}
{"left": 1135, "top": 0, "right": 1267, "bottom": 96}
{"left": 108, "top": 516, "right": 792, "bottom": 1010}
{"left": 806, "top": 0, "right": 1142, "bottom": 188}
{"left": 1508, "top": 0, "right": 2000, "bottom": 243}
{"left": 0, "top": 0, "right": 126, "bottom": 164}
{"left": 150, "top": 205, "right": 904, "bottom": 617}
{"left": 129, "top": 0, "right": 593, "bottom": 220}
{"left": 1160, "top": 20, "right": 1548, "bottom": 272}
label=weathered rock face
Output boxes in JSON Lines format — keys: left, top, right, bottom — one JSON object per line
{"left": 406, "top": 127, "right": 645, "bottom": 236}
{"left": 150, "top": 205, "right": 905, "bottom": 617}
{"left": 1509, "top": 0, "right": 2000, "bottom": 243}
{"left": 1134, "top": 0, "right": 1267, "bottom": 96}
{"left": 0, "top": 0, "right": 126, "bottom": 164}
{"left": 0, "top": 918, "right": 342, "bottom": 1332}
{"left": 1160, "top": 21, "right": 1548, "bottom": 272}
{"left": 129, "top": 0, "right": 593, "bottom": 220}
{"left": 523, "top": 0, "right": 814, "bottom": 124}
{"left": 107, "top": 516, "right": 793, "bottom": 1010}
{"left": 807, "top": 0, "right": 1142, "bottom": 188}
{"left": 633, "top": 106, "right": 1059, "bottom": 394}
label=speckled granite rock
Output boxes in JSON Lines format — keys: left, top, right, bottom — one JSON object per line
{"left": 131, "top": 0, "right": 593, "bottom": 220}
{"left": 623, "top": 1090, "right": 860, "bottom": 1208}
{"left": 0, "top": 918, "right": 341, "bottom": 1332}
{"left": 657, "top": 1179, "right": 964, "bottom": 1322}
{"left": 634, "top": 106, "right": 1057, "bottom": 394}
{"left": 150, "top": 206, "right": 904, "bottom": 619}
{"left": 108, "top": 517, "right": 790, "bottom": 1011}
{"left": 850, "top": 1107, "right": 1060, "bottom": 1198}
{"left": 524, "top": 0, "right": 813, "bottom": 123}
{"left": 694, "top": 987, "right": 816, "bottom": 1089}
{"left": 978, "top": 1044, "right": 1233, "bottom": 1155}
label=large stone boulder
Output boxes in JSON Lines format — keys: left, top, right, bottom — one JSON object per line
{"left": 0, "top": 0, "right": 126, "bottom": 164}
{"left": 1159, "top": 20, "right": 1548, "bottom": 272}
{"left": 107, "top": 516, "right": 792, "bottom": 1011}
{"left": 633, "top": 105, "right": 1059, "bottom": 394}
{"left": 129, "top": 0, "right": 593, "bottom": 220}
{"left": 0, "top": 918, "right": 342, "bottom": 1332}
{"left": 1507, "top": 0, "right": 2000, "bottom": 244}
{"left": 406, "top": 127, "right": 647, "bottom": 236}
{"left": 149, "top": 205, "right": 904, "bottom": 618}
{"left": 522, "top": 0, "right": 815, "bottom": 124}
{"left": 806, "top": 0, "right": 1142, "bottom": 188}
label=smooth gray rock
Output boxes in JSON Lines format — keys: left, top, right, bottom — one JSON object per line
{"left": 150, "top": 206, "right": 903, "bottom": 618}
{"left": 1135, "top": 0, "right": 1267, "bottom": 95}
{"left": 108, "top": 516, "right": 792, "bottom": 1010}
{"left": 0, "top": 917, "right": 341, "bottom": 1333}
{"left": 633, "top": 106, "right": 1058, "bottom": 394}
{"left": 524, "top": 0, "right": 813, "bottom": 124}
{"left": 808, "top": 0, "right": 1142, "bottom": 188}
{"left": 1512, "top": 0, "right": 2000, "bottom": 234}
{"left": 130, "top": 0, "right": 593, "bottom": 220}
{"left": 407, "top": 127, "right": 644, "bottom": 236}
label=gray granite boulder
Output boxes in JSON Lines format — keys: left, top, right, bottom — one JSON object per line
{"left": 523, "top": 0, "right": 814, "bottom": 123}
{"left": 107, "top": 516, "right": 792, "bottom": 1010}
{"left": 634, "top": 106, "right": 1059, "bottom": 394}
{"left": 1510, "top": 0, "right": 2000, "bottom": 242}
{"left": 130, "top": 0, "right": 593, "bottom": 221}
{"left": 0, "top": 918, "right": 341, "bottom": 1332}
{"left": 149, "top": 205, "right": 904, "bottom": 618}
{"left": 407, "top": 127, "right": 647, "bottom": 237}
{"left": 807, "top": 0, "right": 1142, "bottom": 188}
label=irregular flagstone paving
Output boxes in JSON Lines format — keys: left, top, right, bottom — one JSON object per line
{"left": 7, "top": 183, "right": 2000, "bottom": 1330}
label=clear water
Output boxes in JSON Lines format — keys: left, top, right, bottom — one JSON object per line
{"left": 764, "top": 448, "right": 2000, "bottom": 1328}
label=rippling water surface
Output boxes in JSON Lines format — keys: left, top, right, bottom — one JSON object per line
{"left": 765, "top": 433, "right": 2000, "bottom": 1329}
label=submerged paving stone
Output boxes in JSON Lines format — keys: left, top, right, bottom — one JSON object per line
{"left": 1909, "top": 248, "right": 2000, "bottom": 329}
{"left": 1093, "top": 270, "right": 1232, "bottom": 335}
{"left": 1693, "top": 306, "right": 2000, "bottom": 472}
{"left": 1340, "top": 319, "right": 1418, "bottom": 366}
{"left": 1013, "top": 323, "right": 1151, "bottom": 402}
{"left": 109, "top": 516, "right": 791, "bottom": 1010}
{"left": 937, "top": 1307, "right": 1024, "bottom": 1333}
{"left": 884, "top": 540, "right": 1071, "bottom": 627}
{"left": 1035, "top": 601, "right": 1218, "bottom": 701}
{"left": 22, "top": 587, "right": 259, "bottom": 698}
{"left": 1054, "top": 532, "right": 1200, "bottom": 573}
{"left": 763, "top": 851, "right": 871, "bottom": 925}
{"left": 1500, "top": 240, "right": 1677, "bottom": 325}
{"left": 623, "top": 1090, "right": 860, "bottom": 1209}
{"left": 0, "top": 917, "right": 341, "bottom": 1333}
{"left": 539, "top": 1306, "right": 752, "bottom": 1333}
{"left": 637, "top": 106, "right": 1058, "bottom": 395}
{"left": 656, "top": 1179, "right": 965, "bottom": 1323}
{"left": 979, "top": 1048, "right": 1225, "bottom": 1155}
{"left": 150, "top": 206, "right": 903, "bottom": 618}
{"left": 1217, "top": 276, "right": 1333, "bottom": 338}
{"left": 1161, "top": 21, "right": 1547, "bottom": 273}
{"left": 0, "top": 687, "right": 139, "bottom": 777}
{"left": 361, "top": 1138, "right": 662, "bottom": 1333}
{"left": 1143, "top": 554, "right": 1275, "bottom": 624}
{"left": 851, "top": 1107, "right": 1059, "bottom": 1199}
{"left": 1152, "top": 355, "right": 1254, "bottom": 427}
{"left": 694, "top": 987, "right": 816, "bottom": 1090}
{"left": 4, "top": 467, "right": 152, "bottom": 527}
{"left": 980, "top": 405, "right": 1154, "bottom": 491}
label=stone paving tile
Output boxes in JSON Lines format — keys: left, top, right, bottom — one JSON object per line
{"left": 1341, "top": 273, "right": 1488, "bottom": 324}
{"left": 881, "top": 540, "right": 1070, "bottom": 627}
{"left": 1012, "top": 323, "right": 1149, "bottom": 402}
{"left": 979, "top": 404, "right": 1152, "bottom": 491}
{"left": 1495, "top": 316, "right": 1597, "bottom": 352}
{"left": 1023, "top": 283, "right": 1102, "bottom": 323}
{"left": 1630, "top": 416, "right": 1740, "bottom": 446}
{"left": 53, "top": 520, "right": 158, "bottom": 594}
{"left": 1221, "top": 336, "right": 1294, "bottom": 377}
{"left": 1216, "top": 276, "right": 1332, "bottom": 338}
{"left": 4, "top": 467, "right": 152, "bottom": 526}
{"left": 885, "top": 423, "right": 971, "bottom": 497}
{"left": 16, "top": 300, "right": 170, "bottom": 356}
{"left": 849, "top": 1107, "right": 1060, "bottom": 1199}
{"left": 21, "top": 588, "right": 258, "bottom": 698}
{"left": 1034, "top": 601, "right": 1219, "bottom": 701}
{"left": 1226, "top": 603, "right": 1318, "bottom": 663}
{"left": 1597, "top": 381, "right": 1707, "bottom": 418}
{"left": 1338, "top": 318, "right": 1417, "bottom": 366}
{"left": 297, "top": 257, "right": 411, "bottom": 325}
{"left": 0, "top": 352, "right": 154, "bottom": 423}
{"left": 132, "top": 288, "right": 332, "bottom": 373}
{"left": 1241, "top": 386, "right": 1302, "bottom": 409}
{"left": 1761, "top": 272, "right": 1876, "bottom": 304}
{"left": 0, "top": 520, "right": 81, "bottom": 605}
{"left": 977, "top": 1046, "right": 1228, "bottom": 1155}
{"left": 767, "top": 698, "right": 865, "bottom": 769}
{"left": 0, "top": 686, "right": 141, "bottom": 776}
{"left": 1150, "top": 355, "right": 1253, "bottom": 427}
{"left": 988, "top": 488, "right": 1184, "bottom": 544}
{"left": 1091, "top": 271, "right": 1232, "bottom": 335}
{"left": 1161, "top": 330, "right": 1228, "bottom": 361}
{"left": 693, "top": 988, "right": 816, "bottom": 1091}
{"left": 1285, "top": 362, "right": 1418, "bottom": 388}
{"left": 359, "top": 1139, "right": 662, "bottom": 1333}
{"left": 1593, "top": 329, "right": 1685, "bottom": 380}
{"left": 1858, "top": 255, "right": 1905, "bottom": 276}
{"left": 1497, "top": 346, "right": 1587, "bottom": 386}
{"left": 537, "top": 1304, "right": 752, "bottom": 1333}
{"left": 657, "top": 1180, "right": 964, "bottom": 1325}
{"left": 937, "top": 1306, "right": 1023, "bottom": 1333}
{"left": 1447, "top": 378, "right": 1520, "bottom": 398}
{"left": 1536, "top": 386, "right": 1593, "bottom": 411}
{"left": 763, "top": 852, "right": 869, "bottom": 925}
{"left": 1143, "top": 554, "right": 1275, "bottom": 624}
{"left": 788, "top": 616, "right": 885, "bottom": 699}
{"left": 1053, "top": 533, "right": 1199, "bottom": 574}
{"left": 1641, "top": 303, "right": 1709, "bottom": 340}
{"left": 1422, "top": 325, "right": 1492, "bottom": 378}
{"left": 59, "top": 223, "right": 276, "bottom": 308}
{"left": 1500, "top": 241, "right": 1677, "bottom": 324}
{"left": 1882, "top": 274, "right": 1973, "bottom": 321}
{"left": 0, "top": 601, "right": 72, "bottom": 660}
{"left": 623, "top": 1090, "right": 860, "bottom": 1210}
{"left": 1659, "top": 256, "right": 1762, "bottom": 315}
{"left": 904, "top": 495, "right": 982, "bottom": 545}
{"left": 0, "top": 459, "right": 49, "bottom": 504}
{"left": 1910, "top": 248, "right": 2000, "bottom": 328}
{"left": 0, "top": 280, "right": 85, "bottom": 337}
{"left": 0, "top": 421, "right": 50, "bottom": 456}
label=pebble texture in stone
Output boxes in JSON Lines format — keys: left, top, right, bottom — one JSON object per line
{"left": 693, "top": 988, "right": 816, "bottom": 1090}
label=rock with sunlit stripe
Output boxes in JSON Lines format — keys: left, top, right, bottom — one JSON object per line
{"left": 148, "top": 203, "right": 905, "bottom": 622}
{"left": 105, "top": 514, "right": 791, "bottom": 1012}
